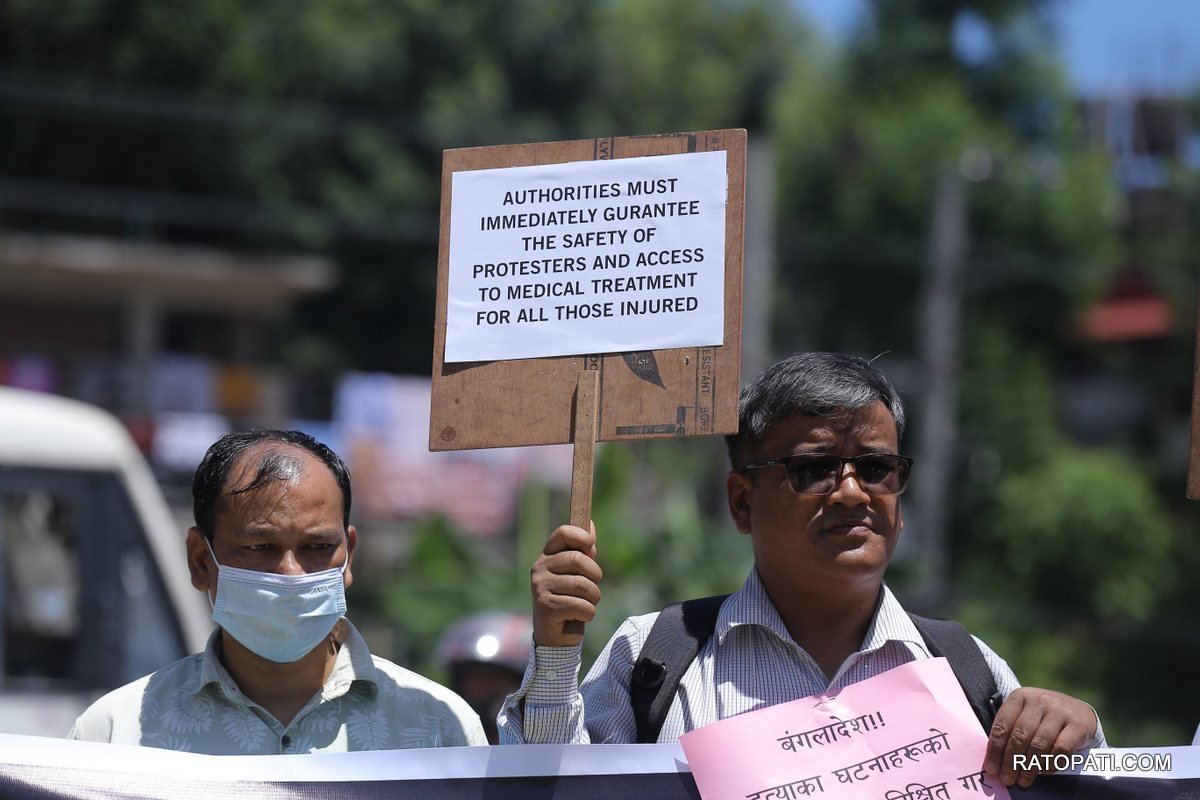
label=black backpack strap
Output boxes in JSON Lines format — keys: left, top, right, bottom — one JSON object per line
{"left": 629, "top": 598, "right": 1001, "bottom": 741}
{"left": 907, "top": 613, "right": 1003, "bottom": 732}
{"left": 630, "top": 594, "right": 728, "bottom": 743}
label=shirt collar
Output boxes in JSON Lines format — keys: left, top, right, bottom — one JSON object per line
{"left": 324, "top": 618, "right": 381, "bottom": 699}
{"left": 862, "top": 585, "right": 930, "bottom": 655}
{"left": 195, "top": 627, "right": 243, "bottom": 701}
{"left": 715, "top": 567, "right": 790, "bottom": 645}
{"left": 193, "top": 617, "right": 381, "bottom": 702}
{"left": 716, "top": 568, "right": 930, "bottom": 656}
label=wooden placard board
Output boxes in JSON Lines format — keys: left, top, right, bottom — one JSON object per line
{"left": 1189, "top": 291, "right": 1200, "bottom": 499}
{"left": 430, "top": 130, "right": 745, "bottom": 451}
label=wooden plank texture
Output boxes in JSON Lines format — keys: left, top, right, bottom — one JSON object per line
{"left": 430, "top": 129, "right": 745, "bottom": 451}
{"left": 569, "top": 369, "right": 600, "bottom": 527}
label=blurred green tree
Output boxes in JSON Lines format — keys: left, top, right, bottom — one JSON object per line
{"left": 2, "top": 0, "right": 1197, "bottom": 747}
{"left": 767, "top": 0, "right": 1194, "bottom": 745}
{"left": 0, "top": 0, "right": 807, "bottom": 375}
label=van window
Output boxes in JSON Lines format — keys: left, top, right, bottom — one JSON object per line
{"left": 0, "top": 467, "right": 188, "bottom": 691}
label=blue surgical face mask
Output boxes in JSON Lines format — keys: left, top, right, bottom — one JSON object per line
{"left": 205, "top": 539, "right": 348, "bottom": 663}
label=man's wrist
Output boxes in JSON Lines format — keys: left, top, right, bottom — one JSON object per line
{"left": 525, "top": 644, "right": 583, "bottom": 705}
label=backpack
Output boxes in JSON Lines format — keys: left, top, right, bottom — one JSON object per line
{"left": 629, "top": 594, "right": 1002, "bottom": 744}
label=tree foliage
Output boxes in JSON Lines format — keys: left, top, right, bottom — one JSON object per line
{"left": 1, "top": 0, "right": 805, "bottom": 374}
{"left": 2, "top": 0, "right": 1197, "bottom": 745}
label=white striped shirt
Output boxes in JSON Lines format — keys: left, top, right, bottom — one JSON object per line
{"left": 500, "top": 569, "right": 1100, "bottom": 745}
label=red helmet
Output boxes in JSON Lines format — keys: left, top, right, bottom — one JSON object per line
{"left": 434, "top": 611, "right": 533, "bottom": 675}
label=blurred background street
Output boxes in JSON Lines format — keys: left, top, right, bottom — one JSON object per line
{"left": 1, "top": 0, "right": 1197, "bottom": 744}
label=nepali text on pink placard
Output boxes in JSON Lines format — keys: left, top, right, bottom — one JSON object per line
{"left": 679, "top": 657, "right": 1009, "bottom": 800}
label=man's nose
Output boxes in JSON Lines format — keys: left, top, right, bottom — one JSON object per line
{"left": 275, "top": 550, "right": 306, "bottom": 575}
{"left": 827, "top": 466, "right": 870, "bottom": 504}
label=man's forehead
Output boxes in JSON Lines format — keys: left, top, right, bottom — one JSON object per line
{"left": 212, "top": 443, "right": 343, "bottom": 526}
{"left": 228, "top": 442, "right": 306, "bottom": 474}
{"left": 767, "top": 404, "right": 898, "bottom": 442}
{"left": 218, "top": 443, "right": 314, "bottom": 500}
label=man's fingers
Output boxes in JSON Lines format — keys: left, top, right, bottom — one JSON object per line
{"left": 1009, "top": 714, "right": 1059, "bottom": 788}
{"left": 541, "top": 523, "right": 597, "bottom": 559}
{"left": 531, "top": 522, "right": 602, "bottom": 647}
{"left": 537, "top": 548, "right": 604, "bottom": 582}
{"left": 533, "top": 588, "right": 598, "bottom": 624}
{"left": 1000, "top": 706, "right": 1046, "bottom": 788}
{"left": 986, "top": 688, "right": 1099, "bottom": 789}
{"left": 530, "top": 579, "right": 599, "bottom": 646}
{"left": 533, "top": 569, "right": 603, "bottom": 606}
{"left": 1009, "top": 714, "right": 1092, "bottom": 789}
{"left": 1048, "top": 717, "right": 1093, "bottom": 756}
{"left": 985, "top": 691, "right": 1023, "bottom": 777}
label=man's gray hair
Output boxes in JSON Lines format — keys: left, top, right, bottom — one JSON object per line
{"left": 724, "top": 352, "right": 906, "bottom": 469}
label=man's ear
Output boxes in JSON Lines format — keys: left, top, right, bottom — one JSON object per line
{"left": 186, "top": 527, "right": 215, "bottom": 594}
{"left": 726, "top": 471, "right": 753, "bottom": 535}
{"left": 343, "top": 525, "right": 357, "bottom": 589}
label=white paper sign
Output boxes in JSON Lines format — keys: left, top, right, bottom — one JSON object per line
{"left": 445, "top": 150, "right": 727, "bottom": 363}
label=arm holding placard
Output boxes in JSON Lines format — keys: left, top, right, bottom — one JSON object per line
{"left": 500, "top": 372, "right": 606, "bottom": 744}
{"left": 498, "top": 594, "right": 661, "bottom": 745}
{"left": 497, "top": 522, "right": 599, "bottom": 744}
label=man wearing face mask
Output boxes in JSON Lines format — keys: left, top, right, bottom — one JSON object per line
{"left": 69, "top": 429, "right": 486, "bottom": 753}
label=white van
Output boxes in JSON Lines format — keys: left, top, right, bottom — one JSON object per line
{"left": 0, "top": 387, "right": 210, "bottom": 736}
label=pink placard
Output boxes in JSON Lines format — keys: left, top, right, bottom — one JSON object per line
{"left": 680, "top": 658, "right": 1009, "bottom": 800}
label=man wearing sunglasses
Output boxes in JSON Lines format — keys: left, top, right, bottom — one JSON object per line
{"left": 499, "top": 352, "right": 1102, "bottom": 789}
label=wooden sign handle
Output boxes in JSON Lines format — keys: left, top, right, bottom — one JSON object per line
{"left": 570, "top": 368, "right": 600, "bottom": 528}
{"left": 566, "top": 368, "right": 599, "bottom": 638}
{"left": 1189, "top": 291, "right": 1200, "bottom": 500}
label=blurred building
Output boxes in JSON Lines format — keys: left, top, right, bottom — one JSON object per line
{"left": 0, "top": 230, "right": 335, "bottom": 469}
{"left": 0, "top": 230, "right": 333, "bottom": 402}
{"left": 1078, "top": 94, "right": 1198, "bottom": 199}
{"left": 1067, "top": 94, "right": 1196, "bottom": 464}
{"left": 0, "top": 230, "right": 569, "bottom": 538}
{"left": 1077, "top": 93, "right": 1193, "bottom": 341}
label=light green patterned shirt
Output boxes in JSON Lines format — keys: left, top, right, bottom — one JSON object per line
{"left": 68, "top": 619, "right": 486, "bottom": 753}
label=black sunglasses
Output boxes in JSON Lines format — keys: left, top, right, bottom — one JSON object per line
{"left": 741, "top": 453, "right": 913, "bottom": 496}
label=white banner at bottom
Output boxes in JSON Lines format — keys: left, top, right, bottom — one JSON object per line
{"left": 0, "top": 734, "right": 1196, "bottom": 800}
